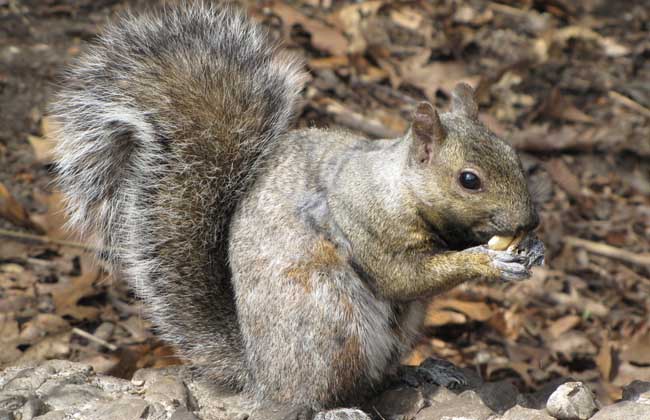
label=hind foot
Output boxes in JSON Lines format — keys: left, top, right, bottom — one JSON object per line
{"left": 398, "top": 357, "right": 467, "bottom": 389}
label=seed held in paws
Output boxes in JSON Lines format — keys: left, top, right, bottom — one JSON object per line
{"left": 488, "top": 232, "right": 525, "bottom": 251}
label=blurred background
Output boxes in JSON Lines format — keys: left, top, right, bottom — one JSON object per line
{"left": 0, "top": 0, "right": 648, "bottom": 404}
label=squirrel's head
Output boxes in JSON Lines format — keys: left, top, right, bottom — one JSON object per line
{"left": 403, "top": 83, "right": 539, "bottom": 250}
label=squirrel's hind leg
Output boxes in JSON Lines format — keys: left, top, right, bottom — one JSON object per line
{"left": 231, "top": 233, "right": 398, "bottom": 415}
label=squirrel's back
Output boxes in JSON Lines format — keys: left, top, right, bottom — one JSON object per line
{"left": 51, "top": 2, "right": 305, "bottom": 387}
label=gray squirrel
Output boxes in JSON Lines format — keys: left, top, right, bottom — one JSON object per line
{"left": 51, "top": 3, "right": 540, "bottom": 419}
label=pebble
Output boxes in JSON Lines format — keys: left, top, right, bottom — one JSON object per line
{"left": 546, "top": 382, "right": 598, "bottom": 420}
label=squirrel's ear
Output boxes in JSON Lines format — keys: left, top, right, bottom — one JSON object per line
{"left": 411, "top": 101, "right": 446, "bottom": 164}
{"left": 451, "top": 83, "right": 479, "bottom": 120}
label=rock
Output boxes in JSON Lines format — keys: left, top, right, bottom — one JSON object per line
{"left": 88, "top": 398, "right": 150, "bottom": 420}
{"left": 589, "top": 401, "right": 650, "bottom": 420}
{"left": 371, "top": 386, "right": 424, "bottom": 419}
{"left": 170, "top": 407, "right": 201, "bottom": 420}
{"left": 517, "top": 378, "right": 570, "bottom": 410}
{"left": 500, "top": 405, "right": 555, "bottom": 420}
{"left": 546, "top": 382, "right": 598, "bottom": 420}
{"left": 4, "top": 359, "right": 647, "bottom": 420}
{"left": 133, "top": 367, "right": 191, "bottom": 411}
{"left": 33, "top": 411, "right": 67, "bottom": 420}
{"left": 416, "top": 389, "right": 494, "bottom": 420}
{"left": 476, "top": 379, "right": 518, "bottom": 413}
{"left": 422, "top": 384, "right": 457, "bottom": 405}
{"left": 622, "top": 380, "right": 650, "bottom": 405}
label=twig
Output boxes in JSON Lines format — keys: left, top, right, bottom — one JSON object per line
{"left": 565, "top": 236, "right": 650, "bottom": 267}
{"left": 609, "top": 91, "right": 650, "bottom": 119}
{"left": 0, "top": 228, "right": 102, "bottom": 253}
{"left": 320, "top": 99, "right": 402, "bottom": 139}
{"left": 72, "top": 327, "right": 118, "bottom": 351}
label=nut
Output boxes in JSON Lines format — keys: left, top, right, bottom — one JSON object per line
{"left": 488, "top": 232, "right": 526, "bottom": 251}
{"left": 488, "top": 235, "right": 515, "bottom": 251}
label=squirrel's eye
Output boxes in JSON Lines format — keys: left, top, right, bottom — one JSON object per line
{"left": 459, "top": 171, "right": 481, "bottom": 190}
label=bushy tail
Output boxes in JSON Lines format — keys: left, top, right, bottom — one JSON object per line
{"left": 51, "top": 2, "right": 305, "bottom": 387}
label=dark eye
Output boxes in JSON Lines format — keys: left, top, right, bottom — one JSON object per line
{"left": 459, "top": 171, "right": 481, "bottom": 190}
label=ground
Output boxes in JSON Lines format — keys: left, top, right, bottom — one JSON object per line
{"left": 0, "top": 0, "right": 649, "bottom": 406}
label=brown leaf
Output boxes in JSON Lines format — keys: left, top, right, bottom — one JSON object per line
{"left": 331, "top": 1, "right": 382, "bottom": 54}
{"left": 16, "top": 332, "right": 71, "bottom": 364}
{"left": 30, "top": 191, "right": 69, "bottom": 240}
{"left": 390, "top": 7, "right": 423, "bottom": 31}
{"left": 510, "top": 124, "right": 595, "bottom": 153}
{"left": 430, "top": 298, "right": 494, "bottom": 321}
{"left": 27, "top": 135, "right": 53, "bottom": 163}
{"left": 539, "top": 89, "right": 594, "bottom": 124}
{"left": 488, "top": 309, "right": 524, "bottom": 341}
{"left": 19, "top": 313, "right": 70, "bottom": 345}
{"left": 272, "top": 3, "right": 348, "bottom": 56}
{"left": 550, "top": 331, "right": 597, "bottom": 359}
{"left": 0, "top": 182, "right": 45, "bottom": 233}
{"left": 424, "top": 309, "right": 467, "bottom": 327}
{"left": 622, "top": 332, "right": 650, "bottom": 365}
{"left": 547, "top": 314, "right": 581, "bottom": 339}
{"left": 596, "top": 334, "right": 613, "bottom": 381}
{"left": 42, "top": 256, "right": 103, "bottom": 320}
{"left": 385, "top": 50, "right": 479, "bottom": 100}
{"left": 545, "top": 158, "right": 582, "bottom": 200}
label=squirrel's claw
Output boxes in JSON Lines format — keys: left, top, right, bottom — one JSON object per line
{"left": 464, "top": 245, "right": 531, "bottom": 281}
{"left": 492, "top": 259, "right": 531, "bottom": 281}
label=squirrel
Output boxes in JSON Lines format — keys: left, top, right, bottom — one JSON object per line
{"left": 51, "top": 2, "right": 540, "bottom": 420}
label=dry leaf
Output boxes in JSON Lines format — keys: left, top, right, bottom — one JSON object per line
{"left": 487, "top": 309, "right": 523, "bottom": 341}
{"left": 547, "top": 314, "right": 581, "bottom": 339}
{"left": 331, "top": 1, "right": 382, "bottom": 54}
{"left": 430, "top": 298, "right": 494, "bottom": 321}
{"left": 390, "top": 7, "right": 423, "bottom": 31}
{"left": 27, "top": 135, "right": 53, "bottom": 163}
{"left": 42, "top": 256, "right": 103, "bottom": 320}
{"left": 545, "top": 158, "right": 582, "bottom": 200}
{"left": 550, "top": 331, "right": 597, "bottom": 359}
{"left": 0, "top": 181, "right": 45, "bottom": 233}
{"left": 621, "top": 332, "right": 650, "bottom": 365}
{"left": 272, "top": 3, "right": 348, "bottom": 56}
{"left": 386, "top": 50, "right": 478, "bottom": 100}
{"left": 596, "top": 334, "right": 613, "bottom": 381}
{"left": 424, "top": 309, "right": 467, "bottom": 326}
{"left": 17, "top": 331, "right": 71, "bottom": 364}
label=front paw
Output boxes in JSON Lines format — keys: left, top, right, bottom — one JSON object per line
{"left": 464, "top": 245, "right": 530, "bottom": 281}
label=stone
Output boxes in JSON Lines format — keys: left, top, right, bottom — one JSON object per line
{"left": 422, "top": 384, "right": 458, "bottom": 405}
{"left": 517, "top": 378, "right": 569, "bottom": 410}
{"left": 42, "top": 384, "right": 111, "bottom": 410}
{"left": 476, "top": 379, "right": 518, "bottom": 413}
{"left": 416, "top": 389, "right": 494, "bottom": 420}
{"left": 545, "top": 382, "right": 598, "bottom": 420}
{"left": 589, "top": 401, "right": 650, "bottom": 420}
{"left": 372, "top": 386, "right": 424, "bottom": 419}
{"left": 86, "top": 398, "right": 150, "bottom": 420}
{"left": 170, "top": 407, "right": 201, "bottom": 420}
{"left": 500, "top": 405, "right": 554, "bottom": 420}
{"left": 622, "top": 380, "right": 650, "bottom": 405}
{"left": 133, "top": 367, "right": 191, "bottom": 410}
{"left": 33, "top": 411, "right": 67, "bottom": 420}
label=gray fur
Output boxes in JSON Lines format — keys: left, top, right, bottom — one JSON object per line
{"left": 51, "top": 2, "right": 538, "bottom": 418}
{"left": 51, "top": 2, "right": 305, "bottom": 389}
